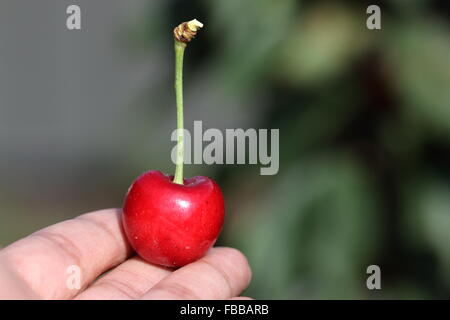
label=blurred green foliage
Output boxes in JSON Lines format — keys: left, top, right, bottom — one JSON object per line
{"left": 1, "top": 0, "right": 449, "bottom": 299}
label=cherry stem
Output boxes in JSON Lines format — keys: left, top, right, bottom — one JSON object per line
{"left": 173, "top": 40, "right": 186, "bottom": 184}
{"left": 172, "top": 19, "right": 203, "bottom": 185}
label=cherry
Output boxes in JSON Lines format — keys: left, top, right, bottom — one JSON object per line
{"left": 122, "top": 20, "right": 224, "bottom": 267}
{"left": 123, "top": 170, "right": 224, "bottom": 267}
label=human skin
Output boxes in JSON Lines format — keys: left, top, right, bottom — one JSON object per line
{"left": 0, "top": 209, "right": 252, "bottom": 300}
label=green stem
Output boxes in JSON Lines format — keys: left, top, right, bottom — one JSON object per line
{"left": 174, "top": 40, "right": 186, "bottom": 184}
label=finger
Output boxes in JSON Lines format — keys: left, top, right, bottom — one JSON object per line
{"left": 75, "top": 256, "right": 172, "bottom": 300}
{"left": 228, "top": 296, "right": 254, "bottom": 300}
{"left": 141, "top": 247, "right": 252, "bottom": 300}
{"left": 0, "top": 263, "right": 39, "bottom": 299}
{"left": 0, "top": 208, "right": 131, "bottom": 299}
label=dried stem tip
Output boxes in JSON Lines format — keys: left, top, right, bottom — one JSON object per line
{"left": 174, "top": 19, "right": 204, "bottom": 43}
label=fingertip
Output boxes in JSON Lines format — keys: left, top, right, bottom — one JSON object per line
{"left": 141, "top": 246, "right": 252, "bottom": 300}
{"left": 229, "top": 296, "right": 254, "bottom": 300}
{"left": 206, "top": 247, "right": 252, "bottom": 289}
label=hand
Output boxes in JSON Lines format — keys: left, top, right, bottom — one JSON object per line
{"left": 0, "top": 209, "right": 252, "bottom": 300}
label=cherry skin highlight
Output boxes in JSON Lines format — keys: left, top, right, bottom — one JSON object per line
{"left": 123, "top": 170, "right": 224, "bottom": 267}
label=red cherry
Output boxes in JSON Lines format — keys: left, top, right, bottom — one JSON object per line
{"left": 123, "top": 170, "right": 225, "bottom": 267}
